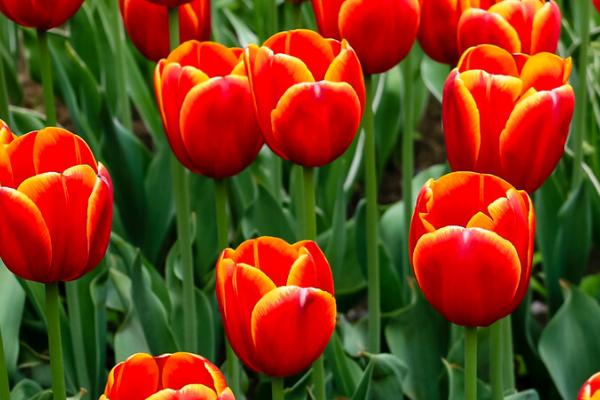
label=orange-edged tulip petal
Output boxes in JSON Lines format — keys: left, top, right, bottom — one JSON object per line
{"left": 324, "top": 40, "right": 366, "bottom": 111}
{"left": 161, "top": 353, "right": 218, "bottom": 390}
{"left": 147, "top": 385, "right": 218, "bottom": 400}
{"left": 530, "top": 0, "right": 561, "bottom": 54}
{"left": 251, "top": 286, "right": 336, "bottom": 377}
{"left": 578, "top": 372, "right": 600, "bottom": 400}
{"left": 31, "top": 128, "right": 98, "bottom": 177}
{"left": 457, "top": 8, "right": 521, "bottom": 55}
{"left": 249, "top": 236, "right": 300, "bottom": 286}
{"left": 0, "top": 120, "right": 14, "bottom": 144}
{"left": 271, "top": 81, "right": 361, "bottom": 167}
{"left": 164, "top": 41, "right": 240, "bottom": 78}
{"left": 413, "top": 226, "right": 521, "bottom": 327}
{"left": 146, "top": 0, "right": 194, "bottom": 6}
{"left": 291, "top": 241, "right": 335, "bottom": 294}
{"left": 0, "top": 0, "right": 84, "bottom": 29}
{"left": 179, "top": 75, "right": 263, "bottom": 179}
{"left": 457, "top": 44, "right": 519, "bottom": 77}
{"left": 338, "top": 0, "right": 420, "bottom": 74}
{"left": 0, "top": 187, "right": 51, "bottom": 282}
{"left": 499, "top": 85, "right": 575, "bottom": 192}
{"left": 311, "top": 0, "right": 345, "bottom": 39}
{"left": 86, "top": 163, "right": 114, "bottom": 272}
{"left": 104, "top": 353, "right": 160, "bottom": 400}
{"left": 519, "top": 52, "right": 571, "bottom": 92}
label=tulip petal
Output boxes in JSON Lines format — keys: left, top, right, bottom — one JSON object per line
{"left": 271, "top": 81, "right": 361, "bottom": 167}
{"left": 487, "top": 0, "right": 538, "bottom": 53}
{"left": 289, "top": 241, "right": 334, "bottom": 294}
{"left": 413, "top": 226, "right": 521, "bottom": 327}
{"left": 458, "top": 9, "right": 522, "bottom": 55}
{"left": 179, "top": 75, "right": 263, "bottom": 179}
{"left": 31, "top": 128, "right": 98, "bottom": 177}
{"left": 217, "top": 388, "right": 235, "bottom": 400}
{"left": 530, "top": 1, "right": 561, "bottom": 54}
{"left": 417, "top": 0, "right": 461, "bottom": 65}
{"left": 324, "top": 40, "right": 365, "bottom": 112}
{"left": 520, "top": 52, "right": 571, "bottom": 92}
{"left": 147, "top": 385, "right": 218, "bottom": 400}
{"left": 0, "top": 187, "right": 52, "bottom": 282}
{"left": 251, "top": 286, "right": 336, "bottom": 376}
{"left": 108, "top": 353, "right": 160, "bottom": 400}
{"left": 86, "top": 163, "right": 113, "bottom": 273}
{"left": 311, "top": 0, "right": 344, "bottom": 39}
{"left": 161, "top": 353, "right": 216, "bottom": 390}
{"left": 251, "top": 237, "right": 300, "bottom": 286}
{"left": 457, "top": 45, "right": 519, "bottom": 77}
{"left": 164, "top": 41, "right": 239, "bottom": 77}
{"left": 6, "top": 131, "right": 37, "bottom": 188}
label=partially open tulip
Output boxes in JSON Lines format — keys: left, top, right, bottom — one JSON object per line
{"left": 311, "top": 0, "right": 420, "bottom": 74}
{"left": 155, "top": 41, "right": 263, "bottom": 179}
{"left": 0, "top": 126, "right": 113, "bottom": 283}
{"left": 578, "top": 372, "right": 600, "bottom": 400}
{"left": 457, "top": 0, "right": 561, "bottom": 56}
{"left": 442, "top": 44, "right": 574, "bottom": 192}
{"left": 244, "top": 29, "right": 365, "bottom": 167}
{"left": 0, "top": 0, "right": 84, "bottom": 29}
{"left": 119, "top": 0, "right": 211, "bottom": 61}
{"left": 101, "top": 352, "right": 235, "bottom": 400}
{"left": 216, "top": 237, "right": 336, "bottom": 377}
{"left": 409, "top": 172, "right": 535, "bottom": 327}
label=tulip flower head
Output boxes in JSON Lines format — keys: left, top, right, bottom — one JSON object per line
{"left": 216, "top": 237, "right": 336, "bottom": 377}
{"left": 311, "top": 0, "right": 420, "bottom": 74}
{"left": 578, "top": 372, "right": 600, "bottom": 400}
{"left": 119, "top": 0, "right": 211, "bottom": 61}
{"left": 457, "top": 0, "right": 561, "bottom": 56}
{"left": 245, "top": 29, "right": 365, "bottom": 167}
{"left": 0, "top": 0, "right": 84, "bottom": 29}
{"left": 409, "top": 172, "right": 535, "bottom": 327}
{"left": 101, "top": 352, "right": 235, "bottom": 400}
{"left": 443, "top": 44, "right": 574, "bottom": 192}
{"left": 0, "top": 125, "right": 113, "bottom": 283}
{"left": 155, "top": 41, "right": 263, "bottom": 179}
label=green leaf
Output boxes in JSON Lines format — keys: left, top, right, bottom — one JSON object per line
{"left": 10, "top": 379, "right": 43, "bottom": 400}
{"left": 352, "top": 354, "right": 407, "bottom": 400}
{"left": 326, "top": 331, "right": 362, "bottom": 397}
{"left": 420, "top": 57, "right": 450, "bottom": 104}
{"left": 504, "top": 390, "right": 540, "bottom": 400}
{"left": 241, "top": 184, "right": 295, "bottom": 242}
{"left": 443, "top": 360, "right": 492, "bottom": 400}
{"left": 0, "top": 264, "right": 25, "bottom": 377}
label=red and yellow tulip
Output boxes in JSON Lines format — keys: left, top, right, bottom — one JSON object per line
{"left": 146, "top": 0, "right": 194, "bottom": 6}
{"left": 578, "top": 372, "right": 600, "bottom": 400}
{"left": 154, "top": 41, "right": 263, "bottom": 179}
{"left": 244, "top": 29, "right": 365, "bottom": 167}
{"left": 216, "top": 237, "right": 336, "bottom": 377}
{"left": 0, "top": 125, "right": 113, "bottom": 283}
{"left": 409, "top": 171, "right": 535, "bottom": 327}
{"left": 0, "top": 0, "right": 84, "bottom": 29}
{"left": 442, "top": 44, "right": 574, "bottom": 193}
{"left": 101, "top": 352, "right": 234, "bottom": 400}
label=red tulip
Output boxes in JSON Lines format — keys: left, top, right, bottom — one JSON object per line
{"left": 146, "top": 0, "right": 194, "bottom": 6}
{"left": 457, "top": 0, "right": 561, "bottom": 56}
{"left": 409, "top": 171, "right": 535, "bottom": 327}
{"left": 311, "top": 0, "right": 420, "bottom": 74}
{"left": 155, "top": 41, "right": 263, "bottom": 179}
{"left": 244, "top": 29, "right": 365, "bottom": 167}
{"left": 119, "top": 0, "right": 211, "bottom": 61}
{"left": 101, "top": 352, "right": 234, "bottom": 400}
{"left": 578, "top": 372, "right": 600, "bottom": 400}
{"left": 0, "top": 120, "right": 15, "bottom": 145}
{"left": 216, "top": 237, "right": 336, "bottom": 377}
{"left": 0, "top": 0, "right": 84, "bottom": 29}
{"left": 418, "top": 0, "right": 498, "bottom": 65}
{"left": 442, "top": 44, "right": 574, "bottom": 192}
{"left": 0, "top": 126, "right": 113, "bottom": 283}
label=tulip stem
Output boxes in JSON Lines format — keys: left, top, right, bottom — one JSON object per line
{"left": 572, "top": 0, "right": 590, "bottom": 187}
{"left": 36, "top": 29, "right": 57, "bottom": 126}
{"left": 168, "top": 6, "right": 179, "bottom": 51}
{"left": 113, "top": 0, "right": 132, "bottom": 130}
{"left": 0, "top": 42, "right": 9, "bottom": 122}
{"left": 364, "top": 74, "right": 380, "bottom": 353}
{"left": 501, "top": 316, "right": 515, "bottom": 391}
{"left": 272, "top": 377, "right": 285, "bottom": 400}
{"left": 0, "top": 329, "right": 10, "bottom": 400}
{"left": 45, "top": 283, "right": 66, "bottom": 400}
{"left": 464, "top": 327, "right": 478, "bottom": 400}
{"left": 171, "top": 157, "right": 197, "bottom": 353}
{"left": 490, "top": 320, "right": 503, "bottom": 400}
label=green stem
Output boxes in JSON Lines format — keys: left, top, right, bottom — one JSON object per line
{"left": 45, "top": 283, "right": 66, "bottom": 400}
{"left": 0, "top": 328, "right": 10, "bottom": 400}
{"left": 272, "top": 377, "right": 284, "bottom": 400}
{"left": 501, "top": 316, "right": 515, "bottom": 392}
{"left": 168, "top": 6, "right": 179, "bottom": 51}
{"left": 0, "top": 43, "right": 9, "bottom": 122}
{"left": 490, "top": 320, "right": 503, "bottom": 400}
{"left": 363, "top": 74, "right": 380, "bottom": 353}
{"left": 113, "top": 0, "right": 132, "bottom": 130}
{"left": 291, "top": 3, "right": 302, "bottom": 28}
{"left": 464, "top": 327, "right": 478, "bottom": 400}
{"left": 36, "top": 29, "right": 57, "bottom": 126}
{"left": 572, "top": 0, "right": 590, "bottom": 187}
{"left": 171, "top": 157, "right": 197, "bottom": 353}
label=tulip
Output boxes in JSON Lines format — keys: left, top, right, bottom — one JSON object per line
{"left": 457, "top": 0, "right": 561, "bottom": 56}
{"left": 244, "top": 29, "right": 365, "bottom": 167}
{"left": 155, "top": 41, "right": 263, "bottom": 179}
{"left": 119, "top": 0, "right": 211, "bottom": 61}
{"left": 409, "top": 171, "right": 535, "bottom": 327}
{"left": 0, "top": 120, "right": 14, "bottom": 144}
{"left": 311, "top": 0, "right": 420, "bottom": 74}
{"left": 147, "top": 0, "right": 194, "bottom": 5}
{"left": 578, "top": 372, "right": 600, "bottom": 400}
{"left": 0, "top": 127, "right": 113, "bottom": 283}
{"left": 442, "top": 44, "right": 574, "bottom": 193}
{"left": 0, "top": 0, "right": 84, "bottom": 29}
{"left": 216, "top": 237, "right": 336, "bottom": 377}
{"left": 101, "top": 352, "right": 235, "bottom": 400}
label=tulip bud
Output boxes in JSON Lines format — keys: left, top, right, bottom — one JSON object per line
{"left": 0, "top": 125, "right": 113, "bottom": 283}
{"left": 119, "top": 0, "right": 211, "bottom": 62}
{"left": 578, "top": 372, "right": 600, "bottom": 400}
{"left": 0, "top": 0, "right": 84, "bottom": 29}
{"left": 442, "top": 44, "right": 574, "bottom": 193}
{"left": 216, "top": 237, "right": 336, "bottom": 377}
{"left": 101, "top": 352, "right": 235, "bottom": 400}
{"left": 410, "top": 171, "right": 535, "bottom": 327}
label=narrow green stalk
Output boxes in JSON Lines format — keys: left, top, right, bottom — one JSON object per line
{"left": 501, "top": 316, "right": 515, "bottom": 391}
{"left": 272, "top": 377, "right": 284, "bottom": 400}
{"left": 45, "top": 283, "right": 66, "bottom": 400}
{"left": 464, "top": 327, "right": 478, "bottom": 400}
{"left": 572, "top": 0, "right": 590, "bottom": 187}
{"left": 0, "top": 45, "right": 9, "bottom": 121}
{"left": 363, "top": 74, "right": 380, "bottom": 353}
{"left": 0, "top": 329, "right": 10, "bottom": 400}
{"left": 36, "top": 29, "right": 57, "bottom": 126}
{"left": 168, "top": 6, "right": 179, "bottom": 51}
{"left": 113, "top": 0, "right": 132, "bottom": 130}
{"left": 171, "top": 157, "right": 197, "bottom": 353}
{"left": 490, "top": 320, "right": 503, "bottom": 400}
